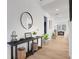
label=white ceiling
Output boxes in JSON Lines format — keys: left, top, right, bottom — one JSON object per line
{"left": 39, "top": 0, "right": 69, "bottom": 21}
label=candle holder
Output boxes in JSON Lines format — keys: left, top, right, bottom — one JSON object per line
{"left": 11, "top": 31, "right": 17, "bottom": 42}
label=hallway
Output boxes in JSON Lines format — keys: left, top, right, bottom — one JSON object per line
{"left": 27, "top": 37, "right": 69, "bottom": 59}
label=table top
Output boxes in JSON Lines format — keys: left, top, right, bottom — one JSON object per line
{"left": 7, "top": 36, "right": 42, "bottom": 46}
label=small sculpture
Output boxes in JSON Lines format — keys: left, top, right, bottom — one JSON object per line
{"left": 11, "top": 31, "right": 17, "bottom": 41}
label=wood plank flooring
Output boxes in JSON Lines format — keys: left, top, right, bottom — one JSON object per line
{"left": 27, "top": 36, "right": 69, "bottom": 59}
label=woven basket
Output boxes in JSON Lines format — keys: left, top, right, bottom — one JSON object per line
{"left": 17, "top": 47, "right": 26, "bottom": 59}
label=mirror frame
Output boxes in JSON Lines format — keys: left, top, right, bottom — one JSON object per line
{"left": 20, "top": 12, "right": 33, "bottom": 30}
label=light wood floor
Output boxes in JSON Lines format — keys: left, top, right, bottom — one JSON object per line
{"left": 27, "top": 36, "right": 69, "bottom": 59}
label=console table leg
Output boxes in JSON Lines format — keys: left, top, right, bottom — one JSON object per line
{"left": 41, "top": 37, "right": 42, "bottom": 48}
{"left": 28, "top": 41, "right": 29, "bottom": 52}
{"left": 11, "top": 46, "right": 13, "bottom": 59}
{"left": 31, "top": 40, "right": 34, "bottom": 54}
{"left": 37, "top": 38, "right": 38, "bottom": 44}
{"left": 15, "top": 46, "right": 17, "bottom": 59}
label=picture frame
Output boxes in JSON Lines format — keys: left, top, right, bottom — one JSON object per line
{"left": 25, "top": 32, "right": 32, "bottom": 38}
{"left": 62, "top": 24, "right": 66, "bottom": 31}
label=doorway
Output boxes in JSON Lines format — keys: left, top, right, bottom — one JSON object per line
{"left": 44, "top": 16, "right": 47, "bottom": 34}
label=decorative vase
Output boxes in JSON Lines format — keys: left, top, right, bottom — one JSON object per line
{"left": 45, "top": 39, "right": 48, "bottom": 44}
{"left": 42, "top": 39, "right": 48, "bottom": 45}
{"left": 32, "top": 35, "right": 36, "bottom": 37}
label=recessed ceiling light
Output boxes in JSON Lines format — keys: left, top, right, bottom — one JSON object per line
{"left": 40, "top": 0, "right": 43, "bottom": 1}
{"left": 56, "top": 9, "right": 59, "bottom": 11}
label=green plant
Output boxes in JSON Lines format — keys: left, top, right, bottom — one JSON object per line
{"left": 32, "top": 31, "right": 37, "bottom": 35}
{"left": 42, "top": 34, "right": 49, "bottom": 40}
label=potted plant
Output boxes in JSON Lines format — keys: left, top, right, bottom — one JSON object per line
{"left": 32, "top": 31, "right": 37, "bottom": 37}
{"left": 42, "top": 34, "right": 49, "bottom": 44}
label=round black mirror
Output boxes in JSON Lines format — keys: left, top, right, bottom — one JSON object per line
{"left": 20, "top": 12, "right": 33, "bottom": 30}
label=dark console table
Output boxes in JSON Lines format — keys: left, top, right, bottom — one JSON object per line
{"left": 7, "top": 36, "right": 42, "bottom": 59}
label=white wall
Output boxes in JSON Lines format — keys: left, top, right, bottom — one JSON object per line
{"left": 7, "top": 0, "right": 51, "bottom": 59}
{"left": 68, "top": 21, "right": 72, "bottom": 58}
{"left": 47, "top": 16, "right": 55, "bottom": 39}
{"left": 7, "top": 0, "right": 45, "bottom": 41}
